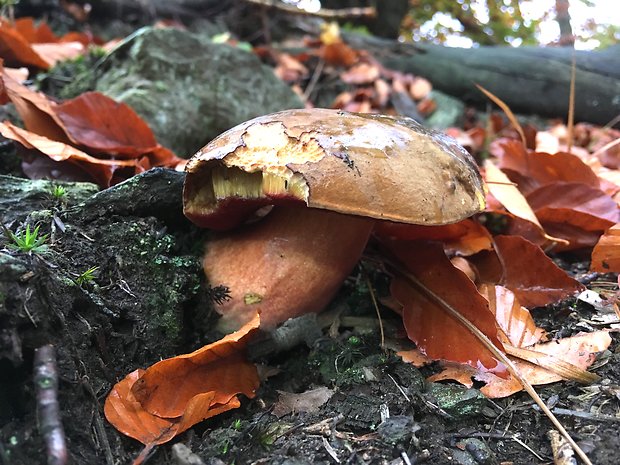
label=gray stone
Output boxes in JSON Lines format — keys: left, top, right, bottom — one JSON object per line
{"left": 426, "top": 90, "right": 465, "bottom": 129}
{"left": 96, "top": 27, "right": 304, "bottom": 157}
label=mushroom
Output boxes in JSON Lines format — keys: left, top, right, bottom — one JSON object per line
{"left": 183, "top": 109, "right": 485, "bottom": 331}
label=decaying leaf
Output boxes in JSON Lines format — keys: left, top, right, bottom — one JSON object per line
{"left": 387, "top": 240, "right": 506, "bottom": 374}
{"left": 104, "top": 314, "right": 260, "bottom": 461}
{"left": 273, "top": 387, "right": 334, "bottom": 418}
{"left": 472, "top": 235, "right": 584, "bottom": 307}
{"left": 591, "top": 223, "right": 620, "bottom": 272}
{"left": 0, "top": 62, "right": 184, "bottom": 187}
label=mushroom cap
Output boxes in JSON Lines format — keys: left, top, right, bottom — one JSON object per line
{"left": 184, "top": 108, "right": 485, "bottom": 229}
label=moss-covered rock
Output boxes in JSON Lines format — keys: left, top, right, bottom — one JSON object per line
{"left": 96, "top": 27, "right": 304, "bottom": 156}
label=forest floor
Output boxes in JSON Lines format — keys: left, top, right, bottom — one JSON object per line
{"left": 1, "top": 163, "right": 619, "bottom": 465}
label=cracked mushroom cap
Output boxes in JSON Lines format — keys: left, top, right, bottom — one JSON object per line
{"left": 183, "top": 108, "right": 485, "bottom": 229}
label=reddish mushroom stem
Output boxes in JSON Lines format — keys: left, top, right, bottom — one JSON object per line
{"left": 204, "top": 206, "right": 374, "bottom": 331}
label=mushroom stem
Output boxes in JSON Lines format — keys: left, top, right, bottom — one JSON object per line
{"left": 203, "top": 206, "right": 374, "bottom": 332}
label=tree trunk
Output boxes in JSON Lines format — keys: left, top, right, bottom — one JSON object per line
{"left": 347, "top": 34, "right": 620, "bottom": 126}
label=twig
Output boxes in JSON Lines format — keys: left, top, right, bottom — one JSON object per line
{"left": 548, "top": 430, "right": 577, "bottom": 465}
{"left": 302, "top": 58, "right": 325, "bottom": 102}
{"left": 567, "top": 53, "right": 576, "bottom": 154}
{"left": 362, "top": 267, "right": 385, "bottom": 349}
{"left": 243, "top": 0, "right": 375, "bottom": 19}
{"left": 34, "top": 345, "right": 68, "bottom": 465}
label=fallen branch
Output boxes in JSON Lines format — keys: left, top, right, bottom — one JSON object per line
{"left": 34, "top": 345, "right": 68, "bottom": 465}
{"left": 243, "top": 0, "right": 376, "bottom": 19}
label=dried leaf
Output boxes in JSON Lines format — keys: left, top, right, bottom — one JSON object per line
{"left": 419, "top": 332, "right": 611, "bottom": 398}
{"left": 484, "top": 160, "right": 539, "bottom": 226}
{"left": 528, "top": 182, "right": 619, "bottom": 232}
{"left": 0, "top": 121, "right": 134, "bottom": 186}
{"left": 340, "top": 62, "right": 380, "bottom": 85}
{"left": 131, "top": 313, "right": 260, "bottom": 418}
{"left": 0, "top": 25, "right": 50, "bottom": 69}
{"left": 388, "top": 240, "right": 506, "bottom": 374}
{"left": 273, "top": 387, "right": 334, "bottom": 418}
{"left": 54, "top": 92, "right": 158, "bottom": 156}
{"left": 373, "top": 219, "right": 492, "bottom": 256}
{"left": 591, "top": 223, "right": 620, "bottom": 272}
{"left": 1, "top": 64, "right": 68, "bottom": 141}
{"left": 492, "top": 139, "right": 600, "bottom": 192}
{"left": 104, "top": 315, "right": 260, "bottom": 459}
{"left": 479, "top": 284, "right": 546, "bottom": 347}
{"left": 478, "top": 331, "right": 611, "bottom": 398}
{"left": 473, "top": 235, "right": 584, "bottom": 307}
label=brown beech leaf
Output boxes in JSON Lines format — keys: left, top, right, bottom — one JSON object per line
{"left": 104, "top": 370, "right": 240, "bottom": 465}
{"left": 1, "top": 64, "right": 68, "bottom": 142}
{"left": 54, "top": 92, "right": 158, "bottom": 156}
{"left": 471, "top": 235, "right": 584, "bottom": 308}
{"left": 131, "top": 313, "right": 260, "bottom": 418}
{"left": 477, "top": 331, "right": 611, "bottom": 398}
{"left": 0, "top": 23, "right": 50, "bottom": 69}
{"left": 478, "top": 284, "right": 546, "bottom": 347}
{"left": 340, "top": 62, "right": 380, "bottom": 85}
{"left": 491, "top": 139, "right": 600, "bottom": 191}
{"left": 528, "top": 182, "right": 619, "bottom": 232}
{"left": 0, "top": 121, "right": 135, "bottom": 186}
{"left": 374, "top": 219, "right": 492, "bottom": 256}
{"left": 591, "top": 223, "right": 620, "bottom": 272}
{"left": 483, "top": 160, "right": 548, "bottom": 235}
{"left": 416, "top": 331, "right": 611, "bottom": 398}
{"left": 31, "top": 41, "right": 84, "bottom": 67}
{"left": 387, "top": 240, "right": 506, "bottom": 374}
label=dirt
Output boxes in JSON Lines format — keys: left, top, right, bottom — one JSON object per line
{"left": 0, "top": 164, "right": 619, "bottom": 465}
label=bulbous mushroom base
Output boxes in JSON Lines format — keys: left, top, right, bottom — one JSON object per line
{"left": 203, "top": 206, "right": 374, "bottom": 332}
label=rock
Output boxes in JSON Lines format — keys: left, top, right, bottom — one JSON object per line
{"left": 96, "top": 27, "right": 304, "bottom": 156}
{"left": 425, "top": 382, "right": 489, "bottom": 419}
{"left": 426, "top": 90, "right": 465, "bottom": 129}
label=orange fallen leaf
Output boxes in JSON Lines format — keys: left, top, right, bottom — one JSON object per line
{"left": 472, "top": 235, "right": 584, "bottom": 308}
{"left": 387, "top": 240, "right": 506, "bottom": 375}
{"left": 340, "top": 62, "right": 380, "bottom": 85}
{"left": 374, "top": 219, "right": 493, "bottom": 256}
{"left": 479, "top": 284, "right": 546, "bottom": 347}
{"left": 0, "top": 121, "right": 134, "bottom": 186}
{"left": 491, "top": 139, "right": 600, "bottom": 193}
{"left": 131, "top": 313, "right": 260, "bottom": 418}
{"left": 0, "top": 24, "right": 50, "bottom": 69}
{"left": 105, "top": 315, "right": 260, "bottom": 463}
{"left": 591, "top": 223, "right": 620, "bottom": 272}
{"left": 477, "top": 331, "right": 611, "bottom": 398}
{"left": 55, "top": 92, "right": 158, "bottom": 156}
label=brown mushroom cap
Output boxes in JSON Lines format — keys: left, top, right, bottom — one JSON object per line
{"left": 184, "top": 108, "right": 485, "bottom": 229}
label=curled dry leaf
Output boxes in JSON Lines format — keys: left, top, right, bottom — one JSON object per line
{"left": 104, "top": 314, "right": 260, "bottom": 460}
{"left": 54, "top": 92, "right": 159, "bottom": 156}
{"left": 340, "top": 62, "right": 380, "bottom": 85}
{"left": 591, "top": 223, "right": 620, "bottom": 272}
{"left": 477, "top": 331, "right": 611, "bottom": 398}
{"left": 491, "top": 139, "right": 600, "bottom": 193}
{"left": 0, "top": 121, "right": 134, "bottom": 187}
{"left": 527, "top": 182, "right": 619, "bottom": 233}
{"left": 472, "top": 235, "right": 584, "bottom": 308}
{"left": 131, "top": 313, "right": 261, "bottom": 418}
{"left": 387, "top": 240, "right": 506, "bottom": 374}
{"left": 478, "top": 284, "right": 546, "bottom": 347}
{"left": 483, "top": 159, "right": 550, "bottom": 241}
{"left": 0, "top": 63, "right": 184, "bottom": 187}
{"left": 373, "top": 219, "right": 492, "bottom": 256}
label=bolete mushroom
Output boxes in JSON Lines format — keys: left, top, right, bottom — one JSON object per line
{"left": 183, "top": 109, "right": 485, "bottom": 331}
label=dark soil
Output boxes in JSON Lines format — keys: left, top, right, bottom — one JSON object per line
{"left": 0, "top": 167, "right": 619, "bottom": 465}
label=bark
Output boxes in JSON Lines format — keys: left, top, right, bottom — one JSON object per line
{"left": 346, "top": 34, "right": 620, "bottom": 126}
